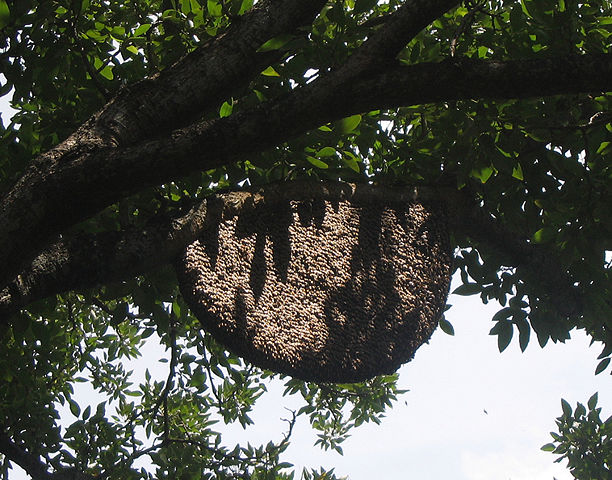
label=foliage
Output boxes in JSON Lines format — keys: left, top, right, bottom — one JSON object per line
{"left": 542, "top": 393, "right": 612, "bottom": 479}
{"left": 0, "top": 0, "right": 611, "bottom": 478}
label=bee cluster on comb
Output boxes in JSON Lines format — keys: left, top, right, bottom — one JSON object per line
{"left": 176, "top": 181, "right": 452, "bottom": 383}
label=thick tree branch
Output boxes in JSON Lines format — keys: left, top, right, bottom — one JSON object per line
{"left": 67, "top": 0, "right": 328, "bottom": 150}
{"left": 0, "top": 201, "right": 208, "bottom": 321}
{"left": 0, "top": 182, "right": 584, "bottom": 330}
{"left": 345, "top": 54, "right": 612, "bottom": 110}
{"left": 0, "top": 0, "right": 327, "bottom": 290}
{"left": 1, "top": 53, "right": 611, "bottom": 289}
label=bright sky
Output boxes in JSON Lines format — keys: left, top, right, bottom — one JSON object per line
{"left": 2, "top": 91, "right": 611, "bottom": 480}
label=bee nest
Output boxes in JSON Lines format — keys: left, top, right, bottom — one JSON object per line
{"left": 176, "top": 181, "right": 452, "bottom": 383}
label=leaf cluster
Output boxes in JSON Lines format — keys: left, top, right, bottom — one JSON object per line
{"left": 542, "top": 393, "right": 612, "bottom": 480}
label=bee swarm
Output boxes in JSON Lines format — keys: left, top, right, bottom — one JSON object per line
{"left": 176, "top": 181, "right": 452, "bottom": 383}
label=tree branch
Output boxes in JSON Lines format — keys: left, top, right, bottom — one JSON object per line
{"left": 68, "top": 0, "right": 328, "bottom": 150}
{"left": 1, "top": 53, "right": 610, "bottom": 289}
{"left": 0, "top": 0, "right": 326, "bottom": 290}
{"left": 346, "top": 0, "right": 460, "bottom": 68}
{"left": 1, "top": 182, "right": 585, "bottom": 332}
{"left": 0, "top": 429, "right": 96, "bottom": 480}
{"left": 345, "top": 54, "right": 612, "bottom": 110}
{"left": 0, "top": 430, "right": 53, "bottom": 480}
{"left": 0, "top": 200, "right": 208, "bottom": 321}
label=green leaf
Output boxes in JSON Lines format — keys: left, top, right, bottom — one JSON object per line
{"left": 261, "top": 66, "right": 280, "bottom": 77}
{"left": 492, "top": 307, "right": 512, "bottom": 322}
{"left": 495, "top": 322, "right": 513, "bottom": 352}
{"left": 517, "top": 319, "right": 530, "bottom": 352}
{"left": 512, "top": 163, "right": 524, "bottom": 181}
{"left": 238, "top": 0, "right": 254, "bottom": 14}
{"left": 99, "top": 66, "right": 114, "bottom": 80}
{"left": 219, "top": 101, "right": 233, "bottom": 118}
{"left": 82, "top": 405, "right": 91, "bottom": 420}
{"left": 595, "top": 357, "right": 610, "bottom": 375}
{"left": 257, "top": 34, "right": 294, "bottom": 52}
{"left": 470, "top": 166, "right": 494, "bottom": 183}
{"left": 133, "top": 24, "right": 152, "bottom": 36}
{"left": 452, "top": 283, "right": 481, "bottom": 296}
{"left": 532, "top": 227, "right": 556, "bottom": 244}
{"left": 341, "top": 156, "right": 360, "bottom": 173}
{"left": 521, "top": 0, "right": 537, "bottom": 19}
{"left": 316, "top": 147, "right": 336, "bottom": 157}
{"left": 86, "top": 29, "right": 107, "bottom": 42}
{"left": 0, "top": 0, "right": 9, "bottom": 29}
{"left": 439, "top": 318, "right": 455, "bottom": 336}
{"left": 172, "top": 299, "right": 181, "bottom": 317}
{"left": 110, "top": 26, "right": 126, "bottom": 38}
{"left": 336, "top": 114, "right": 362, "bottom": 134}
{"left": 597, "top": 16, "right": 612, "bottom": 25}
{"left": 69, "top": 399, "right": 81, "bottom": 417}
{"left": 541, "top": 443, "right": 556, "bottom": 452}
{"left": 596, "top": 141, "right": 611, "bottom": 155}
{"left": 587, "top": 392, "right": 598, "bottom": 410}
{"left": 207, "top": 0, "right": 222, "bottom": 17}
{"left": 561, "top": 398, "right": 572, "bottom": 418}
{"left": 306, "top": 156, "right": 329, "bottom": 169}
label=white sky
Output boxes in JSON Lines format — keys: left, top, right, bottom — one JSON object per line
{"left": 2, "top": 92, "right": 611, "bottom": 480}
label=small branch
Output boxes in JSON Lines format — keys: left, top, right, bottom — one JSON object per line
{"left": 150, "top": 313, "right": 179, "bottom": 437}
{"left": 450, "top": 2, "right": 483, "bottom": 56}
{"left": 279, "top": 409, "right": 297, "bottom": 449}
{"left": 0, "top": 430, "right": 53, "bottom": 480}
{"left": 88, "top": 297, "right": 147, "bottom": 321}
{"left": 202, "top": 345, "right": 224, "bottom": 408}
{"left": 340, "top": 0, "right": 460, "bottom": 71}
{"left": 0, "top": 429, "right": 96, "bottom": 480}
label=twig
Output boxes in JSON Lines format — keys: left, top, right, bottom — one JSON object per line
{"left": 68, "top": 4, "right": 111, "bottom": 100}
{"left": 150, "top": 312, "right": 179, "bottom": 435}
{"left": 450, "top": 2, "right": 483, "bottom": 57}
{"left": 0, "top": 428, "right": 97, "bottom": 480}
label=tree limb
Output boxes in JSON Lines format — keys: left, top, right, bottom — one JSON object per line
{"left": 0, "top": 182, "right": 585, "bottom": 331}
{"left": 345, "top": 54, "right": 612, "bottom": 110}
{"left": 0, "top": 429, "right": 96, "bottom": 480}
{"left": 0, "top": 201, "right": 208, "bottom": 321}
{"left": 0, "top": 430, "right": 53, "bottom": 480}
{"left": 345, "top": 0, "right": 460, "bottom": 68}
{"left": 67, "top": 0, "right": 329, "bottom": 150}
{"left": 1, "top": 53, "right": 610, "bottom": 289}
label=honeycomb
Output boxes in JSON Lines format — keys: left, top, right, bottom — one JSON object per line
{"left": 176, "top": 181, "right": 452, "bottom": 383}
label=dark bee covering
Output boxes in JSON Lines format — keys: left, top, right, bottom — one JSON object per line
{"left": 176, "top": 181, "right": 452, "bottom": 383}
